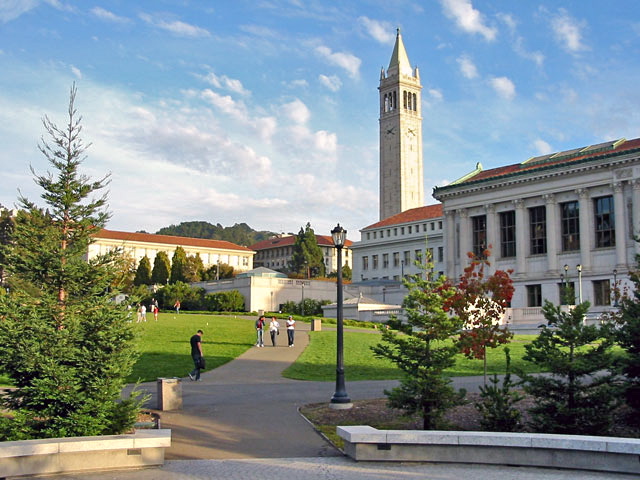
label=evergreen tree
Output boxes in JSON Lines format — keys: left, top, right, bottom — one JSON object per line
{"left": 133, "top": 256, "right": 152, "bottom": 286}
{"left": 520, "top": 301, "right": 620, "bottom": 435}
{"left": 170, "top": 246, "right": 187, "bottom": 283}
{"left": 290, "top": 223, "right": 325, "bottom": 277}
{"left": 371, "top": 263, "right": 464, "bottom": 429}
{"left": 0, "top": 85, "right": 141, "bottom": 440}
{"left": 151, "top": 251, "right": 171, "bottom": 285}
{"left": 0, "top": 205, "right": 15, "bottom": 286}
{"left": 183, "top": 253, "right": 204, "bottom": 283}
{"left": 615, "top": 265, "right": 640, "bottom": 414}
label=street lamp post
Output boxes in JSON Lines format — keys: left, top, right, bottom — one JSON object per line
{"left": 576, "top": 264, "right": 583, "bottom": 303}
{"left": 563, "top": 264, "right": 569, "bottom": 305}
{"left": 330, "top": 224, "right": 352, "bottom": 409}
{"left": 613, "top": 269, "right": 619, "bottom": 307}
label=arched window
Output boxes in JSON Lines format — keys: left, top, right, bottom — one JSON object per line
{"left": 403, "top": 90, "right": 407, "bottom": 109}
{"left": 392, "top": 91, "right": 397, "bottom": 110}
{"left": 407, "top": 91, "right": 412, "bottom": 110}
{"left": 413, "top": 93, "right": 417, "bottom": 111}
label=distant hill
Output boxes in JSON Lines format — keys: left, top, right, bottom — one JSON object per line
{"left": 155, "top": 221, "right": 278, "bottom": 247}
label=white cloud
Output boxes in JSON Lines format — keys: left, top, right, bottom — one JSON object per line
{"left": 287, "top": 79, "right": 309, "bottom": 89}
{"left": 91, "top": 6, "right": 130, "bottom": 24}
{"left": 139, "top": 12, "right": 210, "bottom": 38}
{"left": 457, "top": 54, "right": 478, "bottom": 79}
{"left": 318, "top": 74, "right": 341, "bottom": 92}
{"left": 489, "top": 76, "right": 516, "bottom": 100}
{"left": 549, "top": 8, "right": 588, "bottom": 54}
{"left": 428, "top": 89, "right": 444, "bottom": 101}
{"left": 358, "top": 16, "right": 394, "bottom": 44}
{"left": 533, "top": 139, "right": 553, "bottom": 155}
{"left": 315, "top": 45, "right": 361, "bottom": 78}
{"left": 70, "top": 65, "right": 81, "bottom": 79}
{"left": 439, "top": 0, "right": 497, "bottom": 41}
{"left": 200, "top": 72, "right": 250, "bottom": 96}
{"left": 282, "top": 98, "right": 310, "bottom": 125}
{"left": 514, "top": 37, "right": 544, "bottom": 67}
{"left": 314, "top": 130, "right": 336, "bottom": 152}
{"left": 0, "top": 0, "right": 38, "bottom": 23}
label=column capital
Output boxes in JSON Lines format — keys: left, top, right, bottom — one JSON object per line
{"left": 458, "top": 208, "right": 468, "bottom": 219}
{"left": 576, "top": 188, "right": 589, "bottom": 199}
{"left": 632, "top": 179, "right": 640, "bottom": 190}
{"left": 544, "top": 193, "right": 556, "bottom": 205}
{"left": 613, "top": 182, "right": 624, "bottom": 194}
{"left": 513, "top": 199, "right": 525, "bottom": 209}
{"left": 485, "top": 203, "right": 496, "bottom": 214}
{"left": 444, "top": 209, "right": 456, "bottom": 218}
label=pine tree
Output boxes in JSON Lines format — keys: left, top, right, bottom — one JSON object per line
{"left": 0, "top": 205, "right": 14, "bottom": 286}
{"left": 615, "top": 265, "right": 640, "bottom": 414}
{"left": 520, "top": 301, "right": 620, "bottom": 435}
{"left": 290, "top": 222, "right": 325, "bottom": 277}
{"left": 133, "top": 255, "right": 152, "bottom": 286}
{"left": 371, "top": 263, "right": 464, "bottom": 429}
{"left": 170, "top": 246, "right": 187, "bottom": 283}
{"left": 151, "top": 251, "right": 171, "bottom": 285}
{"left": 0, "top": 85, "right": 142, "bottom": 440}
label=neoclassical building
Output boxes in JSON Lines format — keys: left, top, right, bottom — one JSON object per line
{"left": 434, "top": 138, "right": 640, "bottom": 315}
{"left": 88, "top": 229, "right": 255, "bottom": 273}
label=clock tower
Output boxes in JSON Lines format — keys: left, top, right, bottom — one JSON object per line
{"left": 379, "top": 29, "right": 424, "bottom": 220}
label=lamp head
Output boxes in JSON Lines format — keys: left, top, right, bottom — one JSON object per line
{"left": 331, "top": 224, "right": 346, "bottom": 248}
{"left": 576, "top": 264, "right": 582, "bottom": 272}
{"left": 564, "top": 264, "right": 569, "bottom": 272}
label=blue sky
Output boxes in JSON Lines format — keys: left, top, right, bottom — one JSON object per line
{"left": 1, "top": 1, "right": 639, "bottom": 241}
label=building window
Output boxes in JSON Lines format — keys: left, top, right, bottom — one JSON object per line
{"left": 383, "top": 253, "right": 389, "bottom": 268}
{"left": 394, "top": 228, "right": 397, "bottom": 236}
{"left": 594, "top": 196, "right": 615, "bottom": 248}
{"left": 415, "top": 249, "right": 422, "bottom": 262}
{"left": 529, "top": 206, "right": 547, "bottom": 255}
{"left": 472, "top": 215, "right": 487, "bottom": 258}
{"left": 404, "top": 250, "right": 410, "bottom": 265}
{"left": 431, "top": 222, "right": 435, "bottom": 230}
{"left": 401, "top": 227, "right": 405, "bottom": 235}
{"left": 561, "top": 201, "right": 580, "bottom": 251}
{"left": 366, "top": 232, "right": 370, "bottom": 240}
{"left": 500, "top": 211, "right": 516, "bottom": 258}
{"left": 527, "top": 284, "right": 542, "bottom": 307}
{"left": 362, "top": 256, "right": 368, "bottom": 271}
{"left": 593, "top": 280, "right": 611, "bottom": 306}
{"left": 438, "top": 221, "right": 442, "bottom": 229}
{"left": 408, "top": 226, "right": 412, "bottom": 234}
{"left": 380, "top": 230, "right": 383, "bottom": 238}
{"left": 438, "top": 246, "right": 444, "bottom": 263}
{"left": 393, "top": 252, "right": 399, "bottom": 267}
{"left": 372, "top": 255, "right": 378, "bottom": 269}
{"left": 558, "top": 281, "right": 575, "bottom": 305}
{"left": 423, "top": 224, "right": 427, "bottom": 232}
{"left": 373, "top": 231, "right": 377, "bottom": 239}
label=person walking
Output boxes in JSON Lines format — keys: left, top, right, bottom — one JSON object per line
{"left": 188, "top": 329, "right": 204, "bottom": 381}
{"left": 174, "top": 299, "right": 181, "bottom": 314}
{"left": 255, "top": 315, "right": 265, "bottom": 347}
{"left": 269, "top": 316, "right": 280, "bottom": 347}
{"left": 286, "top": 315, "right": 295, "bottom": 347}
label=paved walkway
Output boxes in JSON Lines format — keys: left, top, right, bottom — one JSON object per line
{"left": 48, "top": 321, "right": 636, "bottom": 479}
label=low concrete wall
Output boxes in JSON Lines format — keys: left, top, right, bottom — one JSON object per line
{"left": 0, "top": 429, "right": 171, "bottom": 478}
{"left": 337, "top": 426, "right": 640, "bottom": 475}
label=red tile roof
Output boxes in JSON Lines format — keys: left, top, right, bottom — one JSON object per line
{"left": 93, "top": 229, "right": 254, "bottom": 252}
{"left": 249, "top": 234, "right": 353, "bottom": 251}
{"left": 440, "top": 137, "right": 640, "bottom": 189}
{"left": 363, "top": 204, "right": 443, "bottom": 229}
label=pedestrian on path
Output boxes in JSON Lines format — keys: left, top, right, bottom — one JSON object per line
{"left": 188, "top": 329, "right": 204, "bottom": 381}
{"left": 174, "top": 299, "right": 181, "bottom": 314}
{"left": 255, "top": 315, "right": 265, "bottom": 347}
{"left": 286, "top": 315, "right": 295, "bottom": 347}
{"left": 269, "top": 316, "right": 280, "bottom": 347}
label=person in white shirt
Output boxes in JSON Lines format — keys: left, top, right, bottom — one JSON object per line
{"left": 286, "top": 315, "right": 295, "bottom": 347}
{"left": 269, "top": 316, "right": 280, "bottom": 347}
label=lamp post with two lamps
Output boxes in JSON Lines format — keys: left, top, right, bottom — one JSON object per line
{"left": 613, "top": 269, "right": 619, "bottom": 307}
{"left": 576, "top": 264, "right": 583, "bottom": 304}
{"left": 329, "top": 224, "right": 352, "bottom": 409}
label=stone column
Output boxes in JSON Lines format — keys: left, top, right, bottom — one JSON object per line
{"left": 613, "top": 182, "right": 627, "bottom": 268}
{"left": 633, "top": 180, "right": 640, "bottom": 256}
{"left": 514, "top": 199, "right": 526, "bottom": 275}
{"left": 459, "top": 209, "right": 470, "bottom": 272}
{"left": 544, "top": 194, "right": 558, "bottom": 273}
{"left": 577, "top": 188, "right": 592, "bottom": 271}
{"left": 445, "top": 210, "right": 456, "bottom": 280}
{"left": 485, "top": 203, "right": 496, "bottom": 273}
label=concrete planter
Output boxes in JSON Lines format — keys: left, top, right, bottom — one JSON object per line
{"left": 0, "top": 429, "right": 171, "bottom": 478}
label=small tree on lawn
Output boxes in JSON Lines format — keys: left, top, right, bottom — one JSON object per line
{"left": 133, "top": 255, "right": 152, "bottom": 286}
{"left": 371, "top": 264, "right": 464, "bottom": 429}
{"left": 183, "top": 253, "right": 204, "bottom": 283}
{"left": 0, "top": 85, "right": 142, "bottom": 440}
{"left": 170, "top": 246, "right": 187, "bottom": 283}
{"left": 151, "top": 251, "right": 171, "bottom": 285}
{"left": 447, "top": 251, "right": 514, "bottom": 385}
{"left": 519, "top": 301, "right": 620, "bottom": 435}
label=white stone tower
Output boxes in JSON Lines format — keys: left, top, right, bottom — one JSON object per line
{"left": 379, "top": 29, "right": 424, "bottom": 220}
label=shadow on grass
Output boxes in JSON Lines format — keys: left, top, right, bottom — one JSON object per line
{"left": 128, "top": 352, "right": 243, "bottom": 383}
{"left": 283, "top": 361, "right": 401, "bottom": 382}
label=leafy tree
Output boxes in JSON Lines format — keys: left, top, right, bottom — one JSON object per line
{"left": 156, "top": 221, "right": 276, "bottom": 246}
{"left": 151, "top": 251, "right": 171, "bottom": 285}
{"left": 615, "top": 263, "right": 640, "bottom": 414}
{"left": 371, "top": 264, "right": 464, "bottom": 429}
{"left": 156, "top": 281, "right": 205, "bottom": 311}
{"left": 446, "top": 252, "right": 514, "bottom": 384}
{"left": 110, "top": 251, "right": 136, "bottom": 293}
{"left": 519, "top": 301, "right": 620, "bottom": 435}
{"left": 202, "top": 262, "right": 234, "bottom": 280}
{"left": 475, "top": 347, "right": 523, "bottom": 432}
{"left": 133, "top": 255, "right": 152, "bottom": 286}
{"left": 290, "top": 222, "right": 325, "bottom": 277}
{"left": 0, "top": 85, "right": 141, "bottom": 440}
{"left": 170, "top": 246, "right": 188, "bottom": 284}
{"left": 183, "top": 253, "right": 204, "bottom": 283}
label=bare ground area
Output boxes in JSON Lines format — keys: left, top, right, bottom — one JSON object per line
{"left": 300, "top": 393, "right": 640, "bottom": 448}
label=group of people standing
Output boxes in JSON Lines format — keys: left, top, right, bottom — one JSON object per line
{"left": 255, "top": 315, "right": 295, "bottom": 347}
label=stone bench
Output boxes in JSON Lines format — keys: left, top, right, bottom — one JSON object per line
{"left": 337, "top": 426, "right": 640, "bottom": 475}
{"left": 0, "top": 429, "right": 171, "bottom": 478}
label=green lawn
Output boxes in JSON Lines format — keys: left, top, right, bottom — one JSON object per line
{"left": 282, "top": 330, "right": 539, "bottom": 381}
{"left": 128, "top": 312, "right": 256, "bottom": 383}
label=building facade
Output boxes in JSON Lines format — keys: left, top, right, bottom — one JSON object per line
{"left": 250, "top": 234, "right": 352, "bottom": 275}
{"left": 88, "top": 229, "right": 255, "bottom": 273}
{"left": 433, "top": 138, "right": 640, "bottom": 315}
{"left": 379, "top": 29, "right": 424, "bottom": 220}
